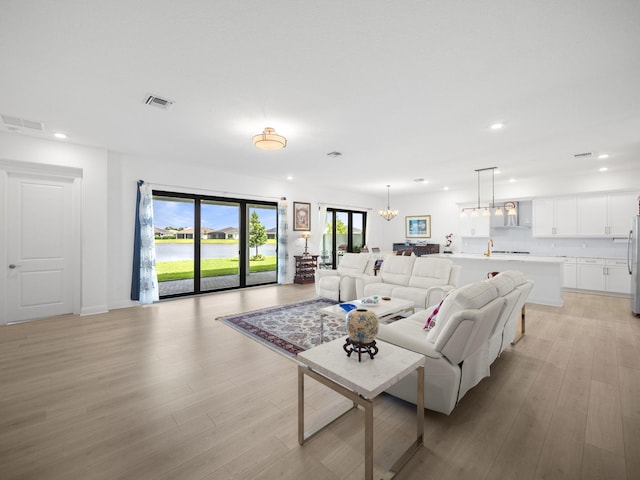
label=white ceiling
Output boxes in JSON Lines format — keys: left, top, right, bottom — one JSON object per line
{"left": 1, "top": 0, "right": 639, "bottom": 196}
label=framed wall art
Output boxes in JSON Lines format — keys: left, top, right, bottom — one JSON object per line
{"left": 293, "top": 202, "right": 311, "bottom": 231}
{"left": 405, "top": 215, "right": 431, "bottom": 238}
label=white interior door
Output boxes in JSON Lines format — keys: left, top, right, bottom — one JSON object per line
{"left": 6, "top": 174, "right": 74, "bottom": 323}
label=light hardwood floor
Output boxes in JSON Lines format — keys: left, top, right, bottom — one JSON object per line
{"left": 1, "top": 285, "right": 639, "bottom": 479}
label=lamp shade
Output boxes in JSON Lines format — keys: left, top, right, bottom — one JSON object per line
{"left": 253, "top": 127, "right": 286, "bottom": 150}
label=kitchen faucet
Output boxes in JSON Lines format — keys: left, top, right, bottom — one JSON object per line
{"left": 485, "top": 239, "right": 494, "bottom": 257}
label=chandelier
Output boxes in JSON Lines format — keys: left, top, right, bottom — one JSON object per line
{"left": 460, "top": 167, "right": 517, "bottom": 217}
{"left": 252, "top": 127, "right": 287, "bottom": 150}
{"left": 379, "top": 185, "right": 399, "bottom": 221}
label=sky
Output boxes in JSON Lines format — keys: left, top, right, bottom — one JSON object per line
{"left": 153, "top": 198, "right": 277, "bottom": 231}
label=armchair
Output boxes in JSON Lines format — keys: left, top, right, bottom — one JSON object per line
{"left": 315, "top": 252, "right": 371, "bottom": 301}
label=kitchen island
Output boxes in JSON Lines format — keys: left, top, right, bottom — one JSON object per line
{"left": 439, "top": 253, "right": 564, "bottom": 306}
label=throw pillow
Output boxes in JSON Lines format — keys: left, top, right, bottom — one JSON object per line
{"left": 423, "top": 298, "right": 444, "bottom": 331}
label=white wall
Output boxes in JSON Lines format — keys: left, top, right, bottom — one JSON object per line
{"left": 0, "top": 132, "right": 109, "bottom": 315}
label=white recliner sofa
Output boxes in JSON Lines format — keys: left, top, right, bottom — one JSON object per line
{"left": 356, "top": 255, "right": 460, "bottom": 310}
{"left": 315, "top": 253, "right": 374, "bottom": 301}
{"left": 376, "top": 280, "right": 506, "bottom": 415}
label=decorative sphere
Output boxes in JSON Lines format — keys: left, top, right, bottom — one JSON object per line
{"left": 346, "top": 308, "right": 379, "bottom": 344}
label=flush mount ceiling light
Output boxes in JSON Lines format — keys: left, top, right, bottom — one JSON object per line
{"left": 460, "top": 167, "right": 516, "bottom": 218}
{"left": 252, "top": 127, "right": 286, "bottom": 150}
{"left": 379, "top": 185, "right": 399, "bottom": 221}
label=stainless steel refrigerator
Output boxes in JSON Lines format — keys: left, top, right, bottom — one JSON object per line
{"left": 629, "top": 215, "right": 640, "bottom": 315}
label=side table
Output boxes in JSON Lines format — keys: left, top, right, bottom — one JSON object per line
{"left": 297, "top": 338, "right": 425, "bottom": 479}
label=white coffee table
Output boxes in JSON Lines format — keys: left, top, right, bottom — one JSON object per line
{"left": 317, "top": 297, "right": 414, "bottom": 343}
{"left": 297, "top": 338, "right": 425, "bottom": 480}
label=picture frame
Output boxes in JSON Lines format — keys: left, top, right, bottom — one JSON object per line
{"left": 293, "top": 202, "right": 311, "bottom": 231}
{"left": 405, "top": 215, "right": 431, "bottom": 238}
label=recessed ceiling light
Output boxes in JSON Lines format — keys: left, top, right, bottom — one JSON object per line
{"left": 599, "top": 167, "right": 608, "bottom": 172}
{"left": 598, "top": 154, "right": 609, "bottom": 159}
{"left": 490, "top": 123, "right": 504, "bottom": 130}
{"left": 54, "top": 132, "right": 67, "bottom": 139}
{"left": 443, "top": 186, "right": 449, "bottom": 191}
{"left": 509, "top": 178, "right": 516, "bottom": 182}
{"left": 287, "top": 176, "right": 293, "bottom": 180}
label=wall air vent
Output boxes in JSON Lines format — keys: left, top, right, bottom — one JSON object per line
{"left": 574, "top": 152, "right": 592, "bottom": 158}
{"left": 144, "top": 95, "right": 174, "bottom": 109}
{"left": 1, "top": 114, "right": 44, "bottom": 131}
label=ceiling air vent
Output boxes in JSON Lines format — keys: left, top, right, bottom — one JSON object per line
{"left": 144, "top": 95, "right": 174, "bottom": 109}
{"left": 1, "top": 114, "right": 44, "bottom": 131}
{"left": 326, "top": 151, "right": 342, "bottom": 157}
{"left": 574, "top": 152, "right": 592, "bottom": 158}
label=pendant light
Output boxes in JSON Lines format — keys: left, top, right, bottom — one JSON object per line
{"left": 379, "top": 185, "right": 398, "bottom": 221}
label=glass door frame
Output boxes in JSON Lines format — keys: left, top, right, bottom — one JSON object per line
{"left": 153, "top": 190, "right": 278, "bottom": 298}
{"left": 325, "top": 208, "right": 367, "bottom": 269}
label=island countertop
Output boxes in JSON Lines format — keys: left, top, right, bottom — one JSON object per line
{"left": 437, "top": 253, "right": 564, "bottom": 306}
{"left": 439, "top": 253, "right": 564, "bottom": 263}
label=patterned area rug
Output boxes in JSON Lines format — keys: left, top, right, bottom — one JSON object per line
{"left": 216, "top": 298, "right": 346, "bottom": 358}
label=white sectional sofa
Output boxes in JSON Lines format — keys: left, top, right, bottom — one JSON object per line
{"left": 356, "top": 255, "right": 461, "bottom": 310}
{"left": 376, "top": 270, "right": 533, "bottom": 415}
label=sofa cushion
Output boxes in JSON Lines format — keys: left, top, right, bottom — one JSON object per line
{"left": 408, "top": 257, "right": 452, "bottom": 289}
{"left": 499, "top": 270, "right": 528, "bottom": 286}
{"left": 337, "top": 253, "right": 369, "bottom": 275}
{"left": 379, "top": 255, "right": 415, "bottom": 287}
{"left": 426, "top": 281, "right": 499, "bottom": 343}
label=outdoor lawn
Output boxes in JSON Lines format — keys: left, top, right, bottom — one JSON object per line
{"left": 156, "top": 256, "right": 277, "bottom": 281}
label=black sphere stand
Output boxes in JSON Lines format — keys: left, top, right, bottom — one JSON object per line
{"left": 343, "top": 338, "right": 379, "bottom": 362}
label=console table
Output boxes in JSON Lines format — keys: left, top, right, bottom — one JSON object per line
{"left": 392, "top": 243, "right": 440, "bottom": 256}
{"left": 297, "top": 338, "right": 425, "bottom": 479}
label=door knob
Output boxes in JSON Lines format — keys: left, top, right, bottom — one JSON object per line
{"left": 9, "top": 264, "right": 20, "bottom": 269}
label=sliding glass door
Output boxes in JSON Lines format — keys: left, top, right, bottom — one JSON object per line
{"left": 152, "top": 191, "right": 278, "bottom": 298}
{"left": 321, "top": 208, "right": 367, "bottom": 269}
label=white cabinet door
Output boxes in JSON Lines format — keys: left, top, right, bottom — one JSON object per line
{"left": 533, "top": 197, "right": 577, "bottom": 237}
{"left": 563, "top": 257, "right": 577, "bottom": 288}
{"left": 577, "top": 259, "right": 606, "bottom": 291}
{"left": 532, "top": 198, "right": 555, "bottom": 236}
{"left": 460, "top": 213, "right": 490, "bottom": 237}
{"left": 606, "top": 259, "right": 631, "bottom": 294}
{"left": 608, "top": 192, "right": 637, "bottom": 236}
{"left": 555, "top": 197, "right": 578, "bottom": 236}
{"left": 578, "top": 194, "right": 608, "bottom": 236}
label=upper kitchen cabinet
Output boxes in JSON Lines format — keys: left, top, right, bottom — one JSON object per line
{"left": 578, "top": 191, "right": 637, "bottom": 237}
{"left": 532, "top": 197, "right": 577, "bottom": 237}
{"left": 460, "top": 212, "right": 490, "bottom": 237}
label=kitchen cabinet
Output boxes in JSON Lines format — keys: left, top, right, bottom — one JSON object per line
{"left": 563, "top": 257, "right": 577, "bottom": 289}
{"left": 577, "top": 258, "right": 606, "bottom": 291}
{"left": 576, "top": 258, "right": 631, "bottom": 294}
{"left": 578, "top": 191, "right": 637, "bottom": 237}
{"left": 606, "top": 259, "right": 631, "bottom": 294}
{"left": 532, "top": 197, "right": 578, "bottom": 237}
{"left": 460, "top": 213, "right": 490, "bottom": 237}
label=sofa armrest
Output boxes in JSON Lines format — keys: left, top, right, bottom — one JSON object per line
{"left": 377, "top": 324, "right": 442, "bottom": 359}
{"left": 424, "top": 285, "right": 455, "bottom": 309}
{"left": 316, "top": 269, "right": 339, "bottom": 280}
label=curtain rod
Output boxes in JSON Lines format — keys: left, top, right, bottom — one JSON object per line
{"left": 146, "top": 181, "right": 284, "bottom": 201}
{"left": 319, "top": 202, "right": 372, "bottom": 211}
